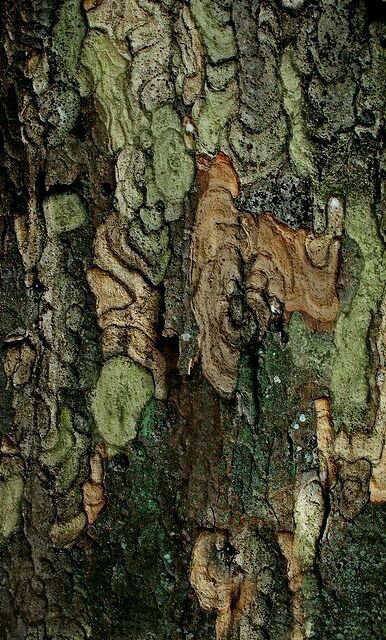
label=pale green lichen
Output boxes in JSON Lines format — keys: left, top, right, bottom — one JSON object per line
{"left": 44, "top": 192, "right": 87, "bottom": 236}
{"left": 52, "top": 0, "right": 86, "bottom": 81}
{"left": 151, "top": 106, "right": 194, "bottom": 205}
{"left": 206, "top": 61, "right": 237, "bottom": 89}
{"left": 293, "top": 476, "right": 324, "bottom": 571}
{"left": 139, "top": 206, "right": 163, "bottom": 233}
{"left": 196, "top": 81, "right": 238, "bottom": 153}
{"left": 0, "top": 474, "right": 24, "bottom": 540}
{"left": 280, "top": 48, "right": 315, "bottom": 178}
{"left": 40, "top": 406, "right": 87, "bottom": 491}
{"left": 331, "top": 194, "right": 386, "bottom": 429}
{"left": 115, "top": 146, "right": 144, "bottom": 217}
{"left": 79, "top": 31, "right": 133, "bottom": 153}
{"left": 190, "top": 0, "right": 236, "bottom": 63}
{"left": 91, "top": 357, "right": 154, "bottom": 450}
{"left": 145, "top": 177, "right": 183, "bottom": 223}
{"left": 46, "top": 87, "right": 81, "bottom": 148}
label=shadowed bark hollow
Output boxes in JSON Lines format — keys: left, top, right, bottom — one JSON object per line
{"left": 0, "top": 1, "right": 385, "bottom": 639}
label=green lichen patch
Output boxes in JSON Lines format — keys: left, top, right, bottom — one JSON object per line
{"left": 139, "top": 206, "right": 164, "bottom": 233}
{"left": 44, "top": 192, "right": 87, "bottom": 236}
{"left": 138, "top": 398, "right": 158, "bottom": 441}
{"left": 79, "top": 31, "right": 133, "bottom": 153}
{"left": 0, "top": 472, "right": 24, "bottom": 540}
{"left": 190, "top": 0, "right": 236, "bottom": 63}
{"left": 40, "top": 406, "right": 87, "bottom": 491}
{"left": 331, "top": 194, "right": 386, "bottom": 430}
{"left": 128, "top": 221, "right": 170, "bottom": 285}
{"left": 196, "top": 82, "right": 238, "bottom": 154}
{"left": 206, "top": 61, "right": 236, "bottom": 89}
{"left": 280, "top": 48, "right": 315, "bottom": 178}
{"left": 151, "top": 105, "right": 194, "bottom": 205}
{"left": 51, "top": 0, "right": 86, "bottom": 81}
{"left": 91, "top": 357, "right": 154, "bottom": 449}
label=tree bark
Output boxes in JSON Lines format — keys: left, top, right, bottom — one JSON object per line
{"left": 0, "top": 1, "right": 385, "bottom": 639}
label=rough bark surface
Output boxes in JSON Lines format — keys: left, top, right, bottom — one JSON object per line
{"left": 0, "top": 1, "right": 385, "bottom": 639}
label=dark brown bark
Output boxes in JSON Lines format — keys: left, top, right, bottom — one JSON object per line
{"left": 0, "top": 1, "right": 385, "bottom": 639}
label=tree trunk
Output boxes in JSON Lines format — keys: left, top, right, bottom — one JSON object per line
{"left": 0, "top": 1, "right": 385, "bottom": 638}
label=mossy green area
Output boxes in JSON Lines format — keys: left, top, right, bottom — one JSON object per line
{"left": 233, "top": 327, "right": 322, "bottom": 525}
{"left": 138, "top": 398, "right": 158, "bottom": 440}
{"left": 44, "top": 192, "right": 87, "bottom": 236}
{"left": 151, "top": 105, "right": 194, "bottom": 205}
{"left": 317, "top": 505, "right": 386, "bottom": 640}
{"left": 301, "top": 573, "right": 324, "bottom": 639}
{"left": 331, "top": 194, "right": 386, "bottom": 430}
{"left": 257, "top": 335, "right": 300, "bottom": 511}
{"left": 51, "top": 0, "right": 86, "bottom": 82}
{"left": 0, "top": 472, "right": 24, "bottom": 540}
{"left": 257, "top": 330, "right": 318, "bottom": 436}
{"left": 232, "top": 355, "right": 270, "bottom": 520}
{"left": 244, "top": 324, "right": 333, "bottom": 525}
{"left": 40, "top": 406, "right": 87, "bottom": 491}
{"left": 91, "top": 357, "right": 154, "bottom": 450}
{"left": 190, "top": 0, "right": 236, "bottom": 63}
{"left": 74, "top": 402, "right": 216, "bottom": 639}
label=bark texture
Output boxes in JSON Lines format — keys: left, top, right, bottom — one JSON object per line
{"left": 0, "top": 1, "right": 385, "bottom": 639}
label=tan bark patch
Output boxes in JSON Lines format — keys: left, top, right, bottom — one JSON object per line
{"left": 82, "top": 446, "right": 107, "bottom": 524}
{"left": 190, "top": 152, "right": 243, "bottom": 397}
{"left": 277, "top": 532, "right": 304, "bottom": 640}
{"left": 370, "top": 444, "right": 386, "bottom": 504}
{"left": 191, "top": 152, "right": 341, "bottom": 397}
{"left": 189, "top": 529, "right": 258, "bottom": 640}
{"left": 243, "top": 211, "right": 340, "bottom": 333}
{"left": 3, "top": 342, "right": 36, "bottom": 387}
{"left": 315, "top": 397, "right": 337, "bottom": 489}
{"left": 87, "top": 214, "right": 166, "bottom": 398}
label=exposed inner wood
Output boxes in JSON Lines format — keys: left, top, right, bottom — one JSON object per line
{"left": 191, "top": 152, "right": 342, "bottom": 397}
{"left": 87, "top": 214, "right": 167, "bottom": 399}
{"left": 315, "top": 397, "right": 337, "bottom": 489}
